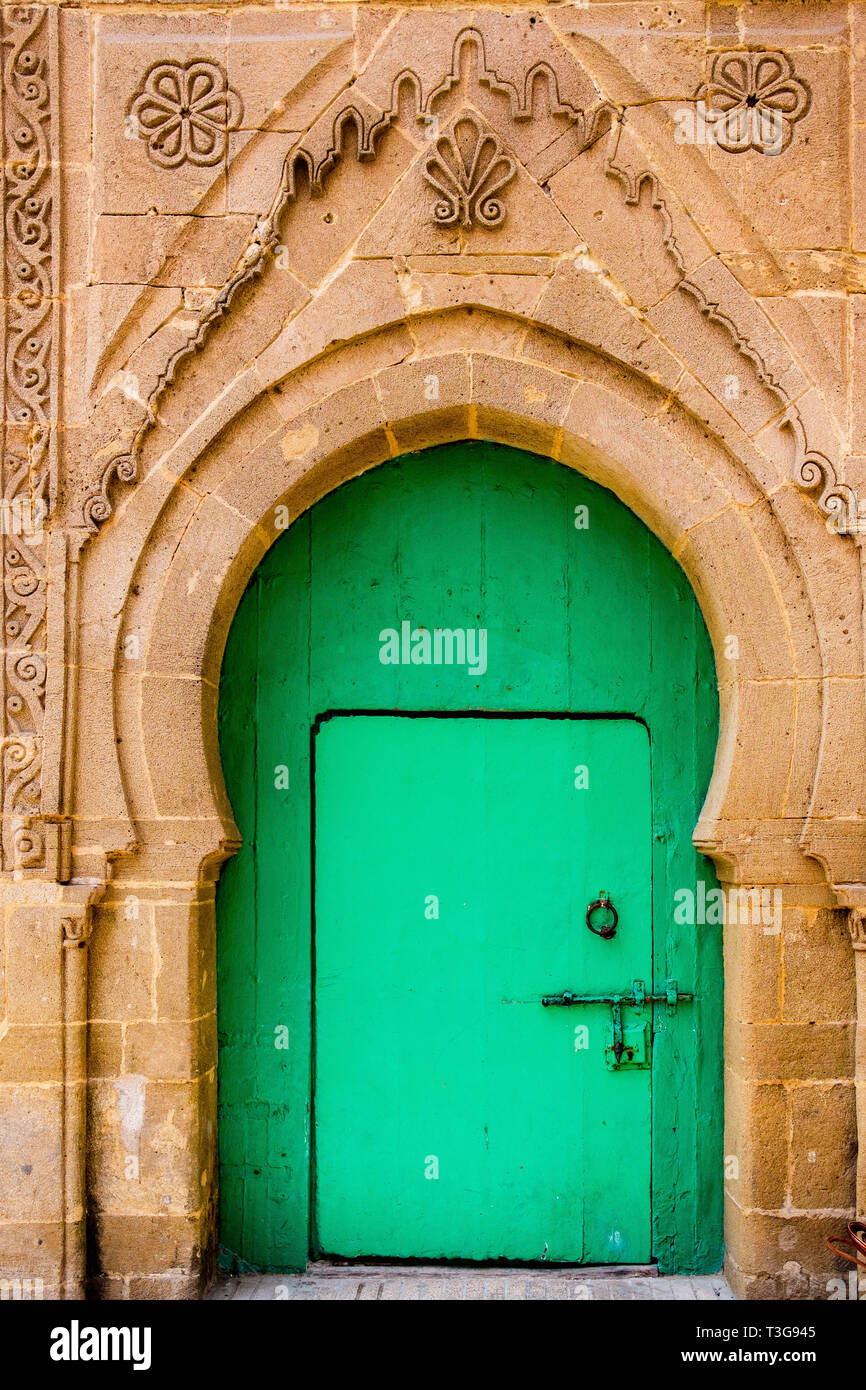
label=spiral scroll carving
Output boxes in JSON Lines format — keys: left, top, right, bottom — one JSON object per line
{"left": 1, "top": 6, "right": 55, "bottom": 872}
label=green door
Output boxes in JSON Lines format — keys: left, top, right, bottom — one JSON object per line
{"left": 217, "top": 440, "right": 723, "bottom": 1274}
{"left": 314, "top": 714, "right": 652, "bottom": 1262}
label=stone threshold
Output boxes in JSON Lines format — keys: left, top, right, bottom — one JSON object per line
{"left": 307, "top": 1260, "right": 658, "bottom": 1279}
{"left": 208, "top": 1270, "right": 734, "bottom": 1301}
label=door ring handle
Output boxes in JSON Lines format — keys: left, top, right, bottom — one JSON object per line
{"left": 586, "top": 891, "right": 618, "bottom": 940}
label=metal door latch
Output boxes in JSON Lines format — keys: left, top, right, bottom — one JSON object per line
{"left": 585, "top": 890, "right": 618, "bottom": 939}
{"left": 541, "top": 979, "right": 694, "bottom": 1070}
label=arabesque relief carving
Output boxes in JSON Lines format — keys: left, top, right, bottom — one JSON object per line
{"left": 83, "top": 25, "right": 617, "bottom": 530}
{"left": 0, "top": 4, "right": 55, "bottom": 873}
{"left": 604, "top": 122, "right": 857, "bottom": 535}
{"left": 0, "top": 8, "right": 861, "bottom": 1312}
{"left": 82, "top": 28, "right": 847, "bottom": 545}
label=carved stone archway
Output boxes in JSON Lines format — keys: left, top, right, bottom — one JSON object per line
{"left": 71, "top": 308, "right": 864, "bottom": 1299}
{"left": 2, "top": 6, "right": 864, "bottom": 1302}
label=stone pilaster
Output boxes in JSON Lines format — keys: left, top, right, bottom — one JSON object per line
{"left": 0, "top": 882, "right": 100, "bottom": 1299}
{"left": 848, "top": 910, "right": 866, "bottom": 1225}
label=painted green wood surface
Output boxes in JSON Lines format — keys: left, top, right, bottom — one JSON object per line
{"left": 216, "top": 440, "right": 723, "bottom": 1273}
{"left": 315, "top": 714, "right": 652, "bottom": 1262}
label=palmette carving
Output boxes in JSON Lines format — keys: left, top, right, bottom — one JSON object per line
{"left": 424, "top": 115, "right": 516, "bottom": 227}
{"left": 1, "top": 5, "right": 55, "bottom": 872}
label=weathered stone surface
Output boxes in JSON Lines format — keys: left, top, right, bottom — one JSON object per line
{"left": 789, "top": 1084, "right": 858, "bottom": 1210}
{"left": 1, "top": 0, "right": 864, "bottom": 1308}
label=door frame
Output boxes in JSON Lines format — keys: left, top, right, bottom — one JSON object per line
{"left": 309, "top": 707, "right": 657, "bottom": 1266}
{"left": 213, "top": 442, "right": 724, "bottom": 1276}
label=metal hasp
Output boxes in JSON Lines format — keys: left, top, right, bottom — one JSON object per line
{"left": 541, "top": 979, "right": 694, "bottom": 1070}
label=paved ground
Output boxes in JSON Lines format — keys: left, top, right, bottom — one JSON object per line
{"left": 208, "top": 1266, "right": 734, "bottom": 1301}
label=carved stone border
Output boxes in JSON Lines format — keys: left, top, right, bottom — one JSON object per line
{"left": 1, "top": 5, "right": 57, "bottom": 873}
{"left": 603, "top": 122, "right": 855, "bottom": 534}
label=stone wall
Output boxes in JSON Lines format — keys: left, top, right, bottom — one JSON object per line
{"left": 0, "top": 0, "right": 865, "bottom": 1300}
